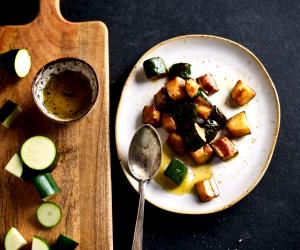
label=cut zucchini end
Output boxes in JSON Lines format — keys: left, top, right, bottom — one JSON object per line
{"left": 53, "top": 234, "right": 79, "bottom": 250}
{"left": 4, "top": 227, "right": 27, "bottom": 250}
{"left": 32, "top": 236, "right": 50, "bottom": 250}
{"left": 14, "top": 49, "right": 31, "bottom": 78}
{"left": 36, "top": 202, "right": 62, "bottom": 228}
{"left": 0, "top": 100, "right": 22, "bottom": 128}
{"left": 32, "top": 173, "right": 61, "bottom": 201}
{"left": 5, "top": 153, "right": 23, "bottom": 179}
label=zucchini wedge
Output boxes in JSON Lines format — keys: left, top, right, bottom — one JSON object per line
{"left": 53, "top": 234, "right": 79, "bottom": 250}
{"left": 32, "top": 173, "right": 61, "bottom": 201}
{"left": 203, "top": 119, "right": 220, "bottom": 143}
{"left": 164, "top": 158, "right": 187, "bottom": 185}
{"left": 168, "top": 63, "right": 191, "bottom": 79}
{"left": 36, "top": 202, "right": 62, "bottom": 228}
{"left": 32, "top": 236, "right": 50, "bottom": 250}
{"left": 183, "top": 123, "right": 206, "bottom": 151}
{"left": 208, "top": 105, "right": 227, "bottom": 128}
{"left": 0, "top": 49, "right": 31, "bottom": 78}
{"left": 4, "top": 153, "right": 23, "bottom": 179}
{"left": 0, "top": 100, "right": 22, "bottom": 128}
{"left": 143, "top": 57, "right": 168, "bottom": 79}
{"left": 4, "top": 227, "right": 27, "bottom": 250}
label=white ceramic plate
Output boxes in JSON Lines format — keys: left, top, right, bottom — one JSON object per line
{"left": 115, "top": 35, "right": 280, "bottom": 214}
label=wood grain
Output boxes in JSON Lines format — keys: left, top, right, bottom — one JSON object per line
{"left": 0, "top": 0, "right": 112, "bottom": 249}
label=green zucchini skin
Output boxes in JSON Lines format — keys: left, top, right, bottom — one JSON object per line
{"left": 4, "top": 153, "right": 23, "bottom": 179}
{"left": 183, "top": 123, "right": 206, "bottom": 151}
{"left": 4, "top": 227, "right": 27, "bottom": 250}
{"left": 164, "top": 158, "right": 187, "bottom": 185}
{"left": 168, "top": 63, "right": 192, "bottom": 80}
{"left": 32, "top": 236, "right": 50, "bottom": 250}
{"left": 209, "top": 105, "right": 227, "bottom": 128}
{"left": 0, "top": 100, "right": 22, "bottom": 128}
{"left": 32, "top": 173, "right": 61, "bottom": 201}
{"left": 203, "top": 119, "right": 220, "bottom": 143}
{"left": 143, "top": 57, "right": 168, "bottom": 79}
{"left": 53, "top": 234, "right": 79, "bottom": 250}
{"left": 194, "top": 88, "right": 211, "bottom": 104}
{"left": 36, "top": 202, "right": 62, "bottom": 228}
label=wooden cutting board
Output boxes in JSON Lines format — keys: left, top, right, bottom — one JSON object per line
{"left": 0, "top": 0, "right": 112, "bottom": 249}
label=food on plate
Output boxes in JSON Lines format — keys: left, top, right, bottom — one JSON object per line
{"left": 195, "top": 177, "right": 219, "bottom": 202}
{"left": 53, "top": 234, "right": 79, "bottom": 250}
{"left": 183, "top": 123, "right": 206, "bottom": 151}
{"left": 194, "top": 95, "right": 212, "bottom": 120}
{"left": 32, "top": 173, "right": 61, "bottom": 201}
{"left": 230, "top": 79, "right": 256, "bottom": 106}
{"left": 0, "top": 100, "right": 22, "bottom": 128}
{"left": 202, "top": 119, "right": 220, "bottom": 143}
{"left": 4, "top": 153, "right": 23, "bottom": 179}
{"left": 185, "top": 78, "right": 200, "bottom": 98}
{"left": 0, "top": 49, "right": 31, "bottom": 78}
{"left": 32, "top": 236, "right": 50, "bottom": 250}
{"left": 168, "top": 62, "right": 192, "bottom": 79}
{"left": 196, "top": 73, "right": 219, "bottom": 95}
{"left": 143, "top": 57, "right": 168, "bottom": 79}
{"left": 36, "top": 202, "right": 62, "bottom": 228}
{"left": 210, "top": 136, "right": 238, "bottom": 161}
{"left": 190, "top": 144, "right": 214, "bottom": 165}
{"left": 226, "top": 111, "right": 251, "bottom": 138}
{"left": 165, "top": 76, "right": 187, "bottom": 100}
{"left": 167, "top": 133, "right": 185, "bottom": 156}
{"left": 142, "top": 104, "right": 161, "bottom": 127}
{"left": 4, "top": 227, "right": 27, "bottom": 250}
{"left": 208, "top": 105, "right": 227, "bottom": 128}
{"left": 154, "top": 87, "right": 168, "bottom": 110}
{"left": 161, "top": 113, "right": 176, "bottom": 132}
{"left": 164, "top": 158, "right": 187, "bottom": 185}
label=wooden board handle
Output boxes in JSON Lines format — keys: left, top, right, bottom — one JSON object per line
{"left": 36, "top": 0, "right": 65, "bottom": 23}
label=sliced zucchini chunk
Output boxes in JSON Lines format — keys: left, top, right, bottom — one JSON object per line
{"left": 195, "top": 177, "right": 219, "bottom": 202}
{"left": 196, "top": 73, "right": 219, "bottom": 95}
{"left": 165, "top": 76, "right": 187, "bottom": 100}
{"left": 210, "top": 136, "right": 238, "bottom": 161}
{"left": 203, "top": 119, "right": 220, "bottom": 143}
{"left": 208, "top": 105, "right": 227, "bottom": 128}
{"left": 4, "top": 227, "right": 27, "bottom": 250}
{"left": 32, "top": 173, "right": 61, "bottom": 201}
{"left": 167, "top": 133, "right": 186, "bottom": 156}
{"left": 194, "top": 96, "right": 212, "bottom": 120}
{"left": 142, "top": 104, "right": 161, "bottom": 127}
{"left": 183, "top": 123, "right": 206, "bottom": 152}
{"left": 190, "top": 144, "right": 214, "bottom": 165}
{"left": 154, "top": 87, "right": 168, "bottom": 110}
{"left": 164, "top": 158, "right": 187, "bottom": 185}
{"left": 32, "top": 236, "right": 50, "bottom": 250}
{"left": 230, "top": 80, "right": 256, "bottom": 106}
{"left": 226, "top": 111, "right": 251, "bottom": 138}
{"left": 20, "top": 136, "right": 57, "bottom": 171}
{"left": 168, "top": 63, "right": 192, "bottom": 80}
{"left": 0, "top": 100, "right": 22, "bottom": 128}
{"left": 53, "top": 234, "right": 79, "bottom": 250}
{"left": 5, "top": 153, "right": 23, "bottom": 179}
{"left": 36, "top": 202, "right": 62, "bottom": 228}
{"left": 185, "top": 79, "right": 199, "bottom": 98}
{"left": 162, "top": 113, "right": 176, "bottom": 132}
{"left": 143, "top": 57, "right": 168, "bottom": 79}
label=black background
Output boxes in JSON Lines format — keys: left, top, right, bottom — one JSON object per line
{"left": 1, "top": 1, "right": 299, "bottom": 249}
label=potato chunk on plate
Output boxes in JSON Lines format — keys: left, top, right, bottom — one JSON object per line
{"left": 230, "top": 80, "right": 256, "bottom": 106}
{"left": 226, "top": 111, "right": 251, "bottom": 138}
{"left": 165, "top": 76, "right": 187, "bottom": 100}
{"left": 190, "top": 144, "right": 214, "bottom": 165}
{"left": 210, "top": 136, "right": 238, "bottom": 161}
{"left": 142, "top": 104, "right": 161, "bottom": 127}
{"left": 196, "top": 73, "right": 219, "bottom": 95}
{"left": 195, "top": 177, "right": 219, "bottom": 202}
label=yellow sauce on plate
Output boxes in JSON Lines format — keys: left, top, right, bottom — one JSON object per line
{"left": 154, "top": 144, "right": 213, "bottom": 195}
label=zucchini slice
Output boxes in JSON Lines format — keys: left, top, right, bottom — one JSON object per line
{"left": 0, "top": 100, "right": 22, "bottom": 128}
{"left": 53, "top": 234, "right": 79, "bottom": 250}
{"left": 5, "top": 153, "right": 23, "bottom": 179}
{"left": 143, "top": 57, "right": 168, "bottom": 79}
{"left": 164, "top": 158, "right": 187, "bottom": 185}
{"left": 0, "top": 49, "right": 31, "bottom": 78}
{"left": 183, "top": 123, "right": 206, "bottom": 151}
{"left": 208, "top": 105, "right": 227, "bottom": 128}
{"left": 20, "top": 136, "right": 56, "bottom": 171}
{"left": 4, "top": 227, "right": 27, "bottom": 250}
{"left": 32, "top": 236, "right": 50, "bottom": 250}
{"left": 203, "top": 119, "right": 220, "bottom": 143}
{"left": 36, "top": 202, "right": 62, "bottom": 228}
{"left": 32, "top": 173, "right": 61, "bottom": 201}
{"left": 168, "top": 63, "right": 191, "bottom": 80}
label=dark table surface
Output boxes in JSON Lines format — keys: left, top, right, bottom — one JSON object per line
{"left": 1, "top": 0, "right": 300, "bottom": 249}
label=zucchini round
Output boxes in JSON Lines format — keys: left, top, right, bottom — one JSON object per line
{"left": 32, "top": 173, "right": 61, "bottom": 201}
{"left": 36, "top": 202, "right": 62, "bottom": 228}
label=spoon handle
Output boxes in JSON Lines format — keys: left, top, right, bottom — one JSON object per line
{"left": 132, "top": 180, "right": 147, "bottom": 250}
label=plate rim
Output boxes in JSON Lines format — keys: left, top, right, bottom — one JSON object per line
{"left": 115, "top": 34, "right": 281, "bottom": 214}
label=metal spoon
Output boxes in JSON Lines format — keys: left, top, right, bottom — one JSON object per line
{"left": 128, "top": 124, "right": 162, "bottom": 250}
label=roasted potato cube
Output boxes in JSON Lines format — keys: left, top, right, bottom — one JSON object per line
{"left": 195, "top": 177, "right": 219, "bottom": 202}
{"left": 210, "top": 136, "right": 238, "bottom": 161}
{"left": 226, "top": 111, "right": 251, "bottom": 138}
{"left": 185, "top": 79, "right": 199, "bottom": 98}
{"left": 230, "top": 80, "right": 256, "bottom": 106}
{"left": 162, "top": 113, "right": 177, "bottom": 132}
{"left": 142, "top": 105, "right": 161, "bottom": 127}
{"left": 196, "top": 73, "right": 219, "bottom": 95}
{"left": 165, "top": 76, "right": 187, "bottom": 100}
{"left": 190, "top": 144, "right": 213, "bottom": 165}
{"left": 194, "top": 96, "right": 212, "bottom": 120}
{"left": 167, "top": 132, "right": 185, "bottom": 155}
{"left": 154, "top": 87, "right": 168, "bottom": 110}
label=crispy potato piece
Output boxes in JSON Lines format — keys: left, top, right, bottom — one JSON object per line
{"left": 142, "top": 105, "right": 161, "bottom": 127}
{"left": 185, "top": 78, "right": 199, "bottom": 98}
{"left": 190, "top": 144, "right": 214, "bottom": 165}
{"left": 167, "top": 132, "right": 185, "bottom": 155}
{"left": 165, "top": 76, "right": 187, "bottom": 100}
{"left": 194, "top": 96, "right": 212, "bottom": 120}
{"left": 230, "top": 80, "right": 256, "bottom": 106}
{"left": 226, "top": 111, "right": 251, "bottom": 138}
{"left": 162, "top": 113, "right": 176, "bottom": 132}
{"left": 195, "top": 177, "right": 219, "bottom": 202}
{"left": 210, "top": 136, "right": 238, "bottom": 161}
{"left": 196, "top": 73, "right": 219, "bottom": 95}
{"left": 154, "top": 87, "right": 168, "bottom": 110}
